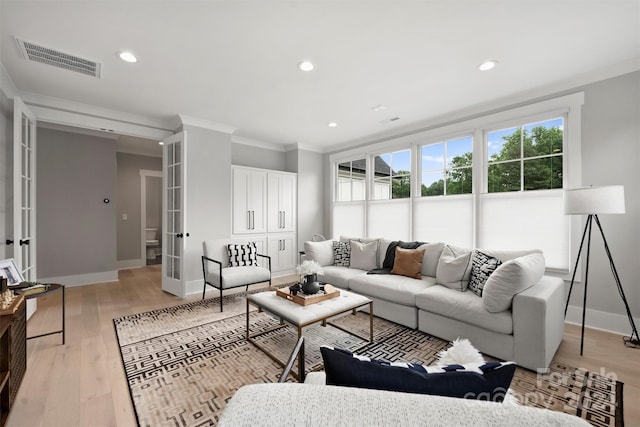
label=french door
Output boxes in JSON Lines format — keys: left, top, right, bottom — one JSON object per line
{"left": 12, "top": 97, "right": 37, "bottom": 281}
{"left": 162, "top": 131, "right": 187, "bottom": 296}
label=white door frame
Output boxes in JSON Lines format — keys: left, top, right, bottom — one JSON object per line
{"left": 140, "top": 169, "right": 163, "bottom": 262}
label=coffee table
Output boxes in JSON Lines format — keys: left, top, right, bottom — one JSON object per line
{"left": 246, "top": 289, "right": 373, "bottom": 381}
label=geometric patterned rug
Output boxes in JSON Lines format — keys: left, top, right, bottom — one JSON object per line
{"left": 114, "top": 294, "right": 623, "bottom": 427}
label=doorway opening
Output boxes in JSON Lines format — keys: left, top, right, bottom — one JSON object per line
{"left": 141, "top": 170, "right": 163, "bottom": 265}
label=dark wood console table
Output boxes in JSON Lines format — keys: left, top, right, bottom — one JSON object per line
{"left": 0, "top": 296, "right": 26, "bottom": 427}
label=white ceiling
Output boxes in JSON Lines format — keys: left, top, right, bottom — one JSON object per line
{"left": 1, "top": 1, "right": 639, "bottom": 152}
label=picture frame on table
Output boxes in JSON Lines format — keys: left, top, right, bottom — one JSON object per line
{"left": 0, "top": 258, "right": 24, "bottom": 287}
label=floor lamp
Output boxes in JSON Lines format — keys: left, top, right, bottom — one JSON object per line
{"left": 563, "top": 185, "right": 640, "bottom": 355}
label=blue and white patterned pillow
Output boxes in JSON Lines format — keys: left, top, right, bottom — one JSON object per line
{"left": 469, "top": 250, "right": 502, "bottom": 297}
{"left": 320, "top": 346, "right": 516, "bottom": 402}
{"left": 333, "top": 241, "right": 351, "bottom": 267}
{"left": 227, "top": 242, "right": 258, "bottom": 267}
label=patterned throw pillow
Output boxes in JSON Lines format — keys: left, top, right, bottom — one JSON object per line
{"left": 320, "top": 346, "right": 516, "bottom": 402}
{"left": 333, "top": 241, "right": 351, "bottom": 266}
{"left": 468, "top": 250, "right": 502, "bottom": 297}
{"left": 227, "top": 242, "right": 258, "bottom": 267}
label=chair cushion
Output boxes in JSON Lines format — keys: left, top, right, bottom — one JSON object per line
{"left": 206, "top": 266, "right": 270, "bottom": 289}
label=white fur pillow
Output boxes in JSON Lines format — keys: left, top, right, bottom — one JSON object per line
{"left": 437, "top": 338, "right": 485, "bottom": 366}
{"left": 482, "top": 253, "right": 545, "bottom": 313}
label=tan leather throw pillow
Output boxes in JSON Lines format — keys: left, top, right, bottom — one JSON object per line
{"left": 391, "top": 247, "right": 426, "bottom": 279}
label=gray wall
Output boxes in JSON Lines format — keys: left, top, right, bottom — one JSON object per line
{"left": 294, "top": 149, "right": 325, "bottom": 249}
{"left": 116, "top": 152, "right": 162, "bottom": 261}
{"left": 232, "top": 143, "right": 288, "bottom": 171}
{"left": 0, "top": 89, "right": 11, "bottom": 261}
{"left": 146, "top": 177, "right": 162, "bottom": 232}
{"left": 182, "top": 125, "right": 232, "bottom": 284}
{"left": 569, "top": 71, "right": 640, "bottom": 320}
{"left": 37, "top": 128, "right": 117, "bottom": 277}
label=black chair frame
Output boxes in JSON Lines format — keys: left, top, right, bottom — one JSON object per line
{"left": 201, "top": 253, "right": 271, "bottom": 311}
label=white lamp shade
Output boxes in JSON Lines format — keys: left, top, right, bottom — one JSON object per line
{"left": 563, "top": 185, "right": 625, "bottom": 215}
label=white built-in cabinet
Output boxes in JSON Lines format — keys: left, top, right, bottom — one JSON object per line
{"left": 232, "top": 166, "right": 297, "bottom": 273}
{"left": 232, "top": 168, "right": 267, "bottom": 234}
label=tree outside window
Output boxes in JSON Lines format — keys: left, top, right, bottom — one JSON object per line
{"left": 487, "top": 118, "right": 563, "bottom": 193}
{"left": 421, "top": 136, "right": 473, "bottom": 196}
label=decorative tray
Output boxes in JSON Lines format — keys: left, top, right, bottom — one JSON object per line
{"left": 276, "top": 284, "right": 340, "bottom": 306}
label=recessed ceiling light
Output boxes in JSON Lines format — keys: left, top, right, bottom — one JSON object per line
{"left": 328, "top": 122, "right": 337, "bottom": 128}
{"left": 158, "top": 141, "right": 164, "bottom": 145}
{"left": 298, "top": 60, "right": 314, "bottom": 71}
{"left": 119, "top": 51, "right": 138, "bottom": 63}
{"left": 371, "top": 104, "right": 387, "bottom": 112}
{"left": 478, "top": 60, "right": 498, "bottom": 71}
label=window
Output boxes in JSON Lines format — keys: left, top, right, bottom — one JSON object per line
{"left": 487, "top": 117, "right": 563, "bottom": 193}
{"left": 373, "top": 149, "right": 411, "bottom": 199}
{"left": 421, "top": 136, "right": 472, "bottom": 196}
{"left": 336, "top": 159, "right": 366, "bottom": 202}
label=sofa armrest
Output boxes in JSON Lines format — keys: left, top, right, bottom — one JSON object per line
{"left": 512, "top": 275, "right": 565, "bottom": 371}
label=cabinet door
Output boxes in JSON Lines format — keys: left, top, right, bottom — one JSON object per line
{"left": 268, "top": 173, "right": 296, "bottom": 232}
{"left": 232, "top": 168, "right": 251, "bottom": 234}
{"left": 249, "top": 171, "right": 267, "bottom": 233}
{"left": 268, "top": 234, "right": 296, "bottom": 272}
{"left": 279, "top": 174, "right": 296, "bottom": 232}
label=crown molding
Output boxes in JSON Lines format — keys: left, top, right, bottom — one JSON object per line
{"left": 231, "top": 135, "right": 286, "bottom": 152}
{"left": 0, "top": 62, "right": 18, "bottom": 99}
{"left": 284, "top": 142, "right": 325, "bottom": 153}
{"left": 177, "top": 114, "right": 237, "bottom": 134}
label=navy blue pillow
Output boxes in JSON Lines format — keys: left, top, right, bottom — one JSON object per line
{"left": 320, "top": 346, "right": 516, "bottom": 402}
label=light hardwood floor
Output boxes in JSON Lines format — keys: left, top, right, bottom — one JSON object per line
{"left": 5, "top": 265, "right": 640, "bottom": 426}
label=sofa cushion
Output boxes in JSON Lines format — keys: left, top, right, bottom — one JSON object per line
{"left": 227, "top": 242, "right": 258, "bottom": 267}
{"left": 333, "top": 241, "right": 351, "bottom": 266}
{"left": 348, "top": 274, "right": 435, "bottom": 306}
{"left": 317, "top": 265, "right": 366, "bottom": 289}
{"left": 350, "top": 240, "right": 378, "bottom": 271}
{"left": 482, "top": 253, "right": 545, "bottom": 313}
{"left": 468, "top": 251, "right": 502, "bottom": 297}
{"left": 416, "top": 285, "right": 513, "bottom": 334}
{"left": 436, "top": 245, "right": 473, "bottom": 291}
{"left": 391, "top": 247, "right": 425, "bottom": 279}
{"left": 304, "top": 240, "right": 335, "bottom": 267}
{"left": 320, "top": 346, "right": 516, "bottom": 402}
{"left": 419, "top": 242, "right": 445, "bottom": 277}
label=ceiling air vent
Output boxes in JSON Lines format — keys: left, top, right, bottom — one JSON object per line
{"left": 379, "top": 117, "right": 400, "bottom": 125}
{"left": 16, "top": 37, "right": 101, "bottom": 78}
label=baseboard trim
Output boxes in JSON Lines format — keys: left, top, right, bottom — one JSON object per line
{"left": 565, "top": 304, "right": 640, "bottom": 337}
{"left": 117, "top": 259, "right": 146, "bottom": 270}
{"left": 38, "top": 270, "right": 119, "bottom": 287}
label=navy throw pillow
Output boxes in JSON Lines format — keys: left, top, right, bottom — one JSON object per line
{"left": 320, "top": 346, "right": 516, "bottom": 402}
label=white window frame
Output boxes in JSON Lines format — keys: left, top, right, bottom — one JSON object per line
{"left": 418, "top": 133, "right": 474, "bottom": 197}
{"left": 329, "top": 92, "right": 584, "bottom": 278}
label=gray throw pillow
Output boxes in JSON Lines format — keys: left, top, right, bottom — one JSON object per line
{"left": 435, "top": 245, "right": 472, "bottom": 291}
{"left": 482, "top": 253, "right": 545, "bottom": 312}
{"left": 304, "top": 240, "right": 335, "bottom": 267}
{"left": 418, "top": 242, "right": 445, "bottom": 277}
{"left": 349, "top": 240, "right": 378, "bottom": 271}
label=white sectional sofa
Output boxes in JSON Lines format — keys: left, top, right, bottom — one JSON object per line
{"left": 304, "top": 237, "right": 565, "bottom": 371}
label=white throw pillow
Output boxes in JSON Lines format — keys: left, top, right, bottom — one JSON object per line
{"left": 304, "top": 240, "right": 335, "bottom": 267}
{"left": 349, "top": 240, "right": 378, "bottom": 271}
{"left": 418, "top": 242, "right": 445, "bottom": 277}
{"left": 482, "top": 253, "right": 546, "bottom": 313}
{"left": 436, "top": 245, "right": 472, "bottom": 291}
